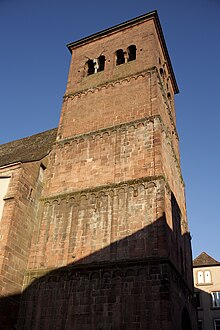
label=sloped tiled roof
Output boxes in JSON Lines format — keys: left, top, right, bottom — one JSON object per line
{"left": 0, "top": 128, "right": 58, "bottom": 167}
{"left": 193, "top": 252, "right": 220, "bottom": 267}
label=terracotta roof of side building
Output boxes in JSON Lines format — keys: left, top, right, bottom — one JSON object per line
{"left": 193, "top": 252, "right": 220, "bottom": 267}
{"left": 0, "top": 128, "right": 58, "bottom": 167}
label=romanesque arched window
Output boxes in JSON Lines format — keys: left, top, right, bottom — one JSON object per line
{"left": 204, "top": 270, "right": 212, "bottom": 284}
{"left": 86, "top": 56, "right": 106, "bottom": 76}
{"left": 86, "top": 59, "right": 95, "bottom": 75}
{"left": 115, "top": 49, "right": 125, "bottom": 65}
{"left": 97, "top": 55, "right": 105, "bottom": 72}
{"left": 197, "top": 271, "right": 204, "bottom": 284}
{"left": 127, "top": 45, "right": 136, "bottom": 61}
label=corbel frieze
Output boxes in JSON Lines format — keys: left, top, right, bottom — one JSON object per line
{"left": 24, "top": 257, "right": 172, "bottom": 289}
{"left": 63, "top": 68, "right": 157, "bottom": 101}
{"left": 55, "top": 114, "right": 160, "bottom": 148}
{"left": 62, "top": 66, "right": 178, "bottom": 143}
{"left": 54, "top": 114, "right": 184, "bottom": 185}
{"left": 41, "top": 175, "right": 163, "bottom": 205}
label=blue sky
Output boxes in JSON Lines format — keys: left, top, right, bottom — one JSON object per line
{"left": 0, "top": 0, "right": 219, "bottom": 261}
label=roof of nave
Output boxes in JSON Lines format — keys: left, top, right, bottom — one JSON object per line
{"left": 0, "top": 128, "right": 58, "bottom": 167}
{"left": 193, "top": 252, "right": 220, "bottom": 267}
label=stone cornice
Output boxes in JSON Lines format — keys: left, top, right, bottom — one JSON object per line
{"left": 67, "top": 11, "right": 158, "bottom": 51}
{"left": 25, "top": 256, "right": 171, "bottom": 280}
{"left": 56, "top": 114, "right": 159, "bottom": 145}
{"left": 41, "top": 175, "right": 184, "bottom": 207}
{"left": 41, "top": 175, "right": 162, "bottom": 203}
{"left": 55, "top": 114, "right": 184, "bottom": 185}
{"left": 62, "top": 66, "right": 178, "bottom": 142}
{"left": 63, "top": 67, "right": 156, "bottom": 100}
{"left": 24, "top": 257, "right": 193, "bottom": 300}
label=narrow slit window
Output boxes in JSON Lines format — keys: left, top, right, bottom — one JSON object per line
{"left": 98, "top": 55, "right": 105, "bottom": 72}
{"left": 160, "top": 68, "right": 164, "bottom": 76}
{"left": 167, "top": 92, "right": 171, "bottom": 100}
{"left": 116, "top": 49, "right": 125, "bottom": 65}
{"left": 127, "top": 45, "right": 136, "bottom": 62}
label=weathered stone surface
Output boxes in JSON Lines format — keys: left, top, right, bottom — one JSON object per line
{"left": 0, "top": 11, "right": 197, "bottom": 329}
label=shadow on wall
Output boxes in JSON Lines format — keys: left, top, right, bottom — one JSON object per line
{"left": 0, "top": 216, "right": 195, "bottom": 330}
{"left": 194, "top": 286, "right": 217, "bottom": 329}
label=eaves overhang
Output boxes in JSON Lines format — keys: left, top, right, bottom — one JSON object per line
{"left": 193, "top": 263, "right": 220, "bottom": 268}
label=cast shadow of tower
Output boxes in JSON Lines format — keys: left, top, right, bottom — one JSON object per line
{"left": 0, "top": 213, "right": 196, "bottom": 329}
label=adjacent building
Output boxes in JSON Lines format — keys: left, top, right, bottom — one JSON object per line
{"left": 0, "top": 128, "right": 57, "bottom": 328}
{"left": 0, "top": 11, "right": 197, "bottom": 329}
{"left": 194, "top": 252, "right": 220, "bottom": 330}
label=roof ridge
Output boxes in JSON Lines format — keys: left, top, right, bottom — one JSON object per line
{"left": 193, "top": 251, "right": 220, "bottom": 267}
{"left": 0, "top": 127, "right": 57, "bottom": 147}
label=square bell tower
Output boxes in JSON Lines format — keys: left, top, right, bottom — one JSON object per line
{"left": 18, "top": 11, "right": 197, "bottom": 329}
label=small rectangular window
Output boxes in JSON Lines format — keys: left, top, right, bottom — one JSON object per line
{"left": 212, "top": 292, "right": 220, "bottom": 308}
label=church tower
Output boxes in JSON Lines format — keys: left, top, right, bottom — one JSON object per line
{"left": 18, "top": 11, "right": 197, "bottom": 329}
